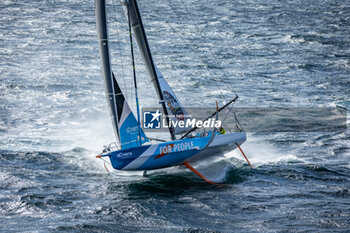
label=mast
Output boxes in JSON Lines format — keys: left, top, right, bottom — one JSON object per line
{"left": 121, "top": 0, "right": 175, "bottom": 140}
{"left": 95, "top": 0, "right": 120, "bottom": 142}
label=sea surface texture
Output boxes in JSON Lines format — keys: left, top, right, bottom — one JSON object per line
{"left": 1, "top": 0, "right": 349, "bottom": 232}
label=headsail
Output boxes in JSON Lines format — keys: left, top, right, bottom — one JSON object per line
{"left": 155, "top": 67, "right": 192, "bottom": 135}
{"left": 96, "top": 0, "right": 148, "bottom": 149}
{"left": 120, "top": 0, "right": 192, "bottom": 136}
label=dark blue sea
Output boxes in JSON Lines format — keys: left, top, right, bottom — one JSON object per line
{"left": 1, "top": 0, "right": 349, "bottom": 232}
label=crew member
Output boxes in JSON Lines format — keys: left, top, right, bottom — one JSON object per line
{"left": 220, "top": 126, "right": 225, "bottom": 134}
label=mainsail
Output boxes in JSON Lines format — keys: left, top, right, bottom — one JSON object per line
{"left": 120, "top": 0, "right": 192, "bottom": 137}
{"left": 96, "top": 0, "right": 148, "bottom": 149}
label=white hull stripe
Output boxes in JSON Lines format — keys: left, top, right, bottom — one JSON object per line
{"left": 123, "top": 144, "right": 158, "bottom": 170}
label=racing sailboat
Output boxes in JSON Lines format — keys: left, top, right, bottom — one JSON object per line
{"left": 95, "top": 0, "right": 250, "bottom": 184}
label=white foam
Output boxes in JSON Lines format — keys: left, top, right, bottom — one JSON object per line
{"left": 224, "top": 135, "right": 302, "bottom": 167}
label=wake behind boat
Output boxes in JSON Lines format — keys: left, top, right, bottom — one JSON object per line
{"left": 95, "top": 0, "right": 251, "bottom": 184}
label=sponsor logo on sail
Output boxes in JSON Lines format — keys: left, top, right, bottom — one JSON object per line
{"left": 126, "top": 125, "right": 139, "bottom": 134}
{"left": 163, "top": 91, "right": 185, "bottom": 120}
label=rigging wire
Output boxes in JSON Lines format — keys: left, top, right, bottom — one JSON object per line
{"left": 156, "top": 18, "right": 227, "bottom": 102}
{"left": 153, "top": 0, "right": 241, "bottom": 132}
{"left": 127, "top": 2, "right": 142, "bottom": 145}
{"left": 177, "top": 0, "right": 237, "bottom": 94}
{"left": 157, "top": 1, "right": 237, "bottom": 102}
{"left": 111, "top": 0, "right": 129, "bottom": 100}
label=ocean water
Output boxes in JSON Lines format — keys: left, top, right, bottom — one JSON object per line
{"left": 1, "top": 0, "right": 349, "bottom": 232}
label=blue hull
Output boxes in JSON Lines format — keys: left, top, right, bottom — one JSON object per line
{"left": 104, "top": 132, "right": 246, "bottom": 171}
